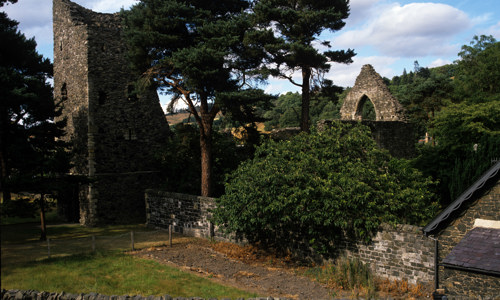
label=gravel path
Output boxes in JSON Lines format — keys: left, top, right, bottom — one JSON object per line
{"left": 131, "top": 239, "right": 336, "bottom": 300}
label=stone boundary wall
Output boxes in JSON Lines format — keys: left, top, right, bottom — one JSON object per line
{"left": 0, "top": 290, "right": 290, "bottom": 300}
{"left": 3, "top": 289, "right": 489, "bottom": 300}
{"left": 145, "top": 191, "right": 434, "bottom": 284}
{"left": 3, "top": 290, "right": 489, "bottom": 300}
{"left": 145, "top": 190, "right": 218, "bottom": 239}
{"left": 342, "top": 224, "right": 434, "bottom": 284}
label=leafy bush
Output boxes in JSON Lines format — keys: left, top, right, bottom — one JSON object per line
{"left": 213, "top": 122, "right": 437, "bottom": 255}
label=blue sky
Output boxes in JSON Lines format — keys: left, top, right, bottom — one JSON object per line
{"left": 2, "top": 0, "right": 499, "bottom": 110}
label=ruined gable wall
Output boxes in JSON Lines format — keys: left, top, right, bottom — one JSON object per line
{"left": 336, "top": 65, "right": 414, "bottom": 157}
{"left": 340, "top": 64, "right": 405, "bottom": 121}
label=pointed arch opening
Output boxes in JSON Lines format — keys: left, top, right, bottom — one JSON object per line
{"left": 355, "top": 95, "right": 376, "bottom": 120}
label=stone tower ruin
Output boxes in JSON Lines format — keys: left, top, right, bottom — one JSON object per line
{"left": 338, "top": 64, "right": 415, "bottom": 157}
{"left": 53, "top": 0, "right": 170, "bottom": 226}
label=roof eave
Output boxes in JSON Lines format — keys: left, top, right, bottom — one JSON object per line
{"left": 440, "top": 263, "right": 500, "bottom": 278}
{"left": 423, "top": 161, "right": 500, "bottom": 236}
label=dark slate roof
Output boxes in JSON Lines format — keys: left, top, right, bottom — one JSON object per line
{"left": 423, "top": 161, "right": 500, "bottom": 236}
{"left": 441, "top": 227, "right": 500, "bottom": 276}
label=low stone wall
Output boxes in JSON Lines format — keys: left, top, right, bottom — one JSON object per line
{"left": 145, "top": 190, "right": 217, "bottom": 239}
{"left": 343, "top": 223, "right": 434, "bottom": 284}
{"left": 145, "top": 191, "right": 435, "bottom": 284}
{"left": 0, "top": 290, "right": 290, "bottom": 300}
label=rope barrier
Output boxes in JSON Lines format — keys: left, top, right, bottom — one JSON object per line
{"left": 36, "top": 228, "right": 174, "bottom": 259}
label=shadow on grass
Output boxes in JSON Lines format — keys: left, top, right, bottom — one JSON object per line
{"left": 1, "top": 249, "right": 259, "bottom": 299}
{"left": 1, "top": 221, "right": 196, "bottom": 268}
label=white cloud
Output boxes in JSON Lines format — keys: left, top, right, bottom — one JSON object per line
{"left": 347, "top": 0, "right": 381, "bottom": 26}
{"left": 0, "top": 0, "right": 139, "bottom": 60}
{"left": 471, "top": 13, "right": 492, "bottom": 25}
{"left": 1, "top": 0, "right": 52, "bottom": 29}
{"left": 265, "top": 81, "right": 299, "bottom": 95}
{"left": 428, "top": 58, "right": 452, "bottom": 68}
{"left": 334, "top": 3, "right": 471, "bottom": 57}
{"left": 327, "top": 55, "right": 398, "bottom": 87}
{"left": 484, "top": 21, "right": 500, "bottom": 38}
{"left": 23, "top": 24, "right": 53, "bottom": 46}
{"left": 88, "top": 0, "right": 138, "bottom": 13}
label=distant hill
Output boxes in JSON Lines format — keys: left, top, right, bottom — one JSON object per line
{"left": 166, "top": 112, "right": 194, "bottom": 125}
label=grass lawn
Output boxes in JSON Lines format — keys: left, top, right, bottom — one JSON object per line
{"left": 1, "top": 251, "right": 257, "bottom": 298}
{"left": 1, "top": 221, "right": 258, "bottom": 299}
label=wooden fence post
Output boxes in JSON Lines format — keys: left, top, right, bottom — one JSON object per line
{"left": 169, "top": 225, "right": 172, "bottom": 247}
{"left": 47, "top": 238, "right": 51, "bottom": 259}
{"left": 131, "top": 231, "right": 135, "bottom": 251}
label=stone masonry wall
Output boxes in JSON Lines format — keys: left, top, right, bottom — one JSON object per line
{"left": 436, "top": 180, "right": 500, "bottom": 297}
{"left": 145, "top": 190, "right": 435, "bottom": 284}
{"left": 4, "top": 289, "right": 493, "bottom": 300}
{"left": 53, "top": 0, "right": 170, "bottom": 225}
{"left": 1, "top": 290, "right": 289, "bottom": 300}
{"left": 343, "top": 224, "right": 434, "bottom": 284}
{"left": 145, "top": 190, "right": 217, "bottom": 239}
{"left": 340, "top": 64, "right": 405, "bottom": 122}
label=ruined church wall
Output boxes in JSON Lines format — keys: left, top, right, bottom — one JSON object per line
{"left": 53, "top": 0, "right": 91, "bottom": 175}
{"left": 340, "top": 64, "right": 405, "bottom": 122}
{"left": 335, "top": 64, "right": 415, "bottom": 158}
{"left": 85, "top": 9, "right": 169, "bottom": 175}
{"left": 53, "top": 0, "right": 169, "bottom": 225}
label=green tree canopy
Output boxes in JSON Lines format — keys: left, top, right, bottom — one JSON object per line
{"left": 0, "top": 0, "right": 17, "bottom": 6}
{"left": 0, "top": 8, "right": 67, "bottom": 201}
{"left": 123, "top": 0, "right": 271, "bottom": 196}
{"left": 214, "top": 122, "right": 437, "bottom": 255}
{"left": 263, "top": 82, "right": 343, "bottom": 130}
{"left": 416, "top": 100, "right": 500, "bottom": 205}
{"left": 0, "top": 7, "right": 70, "bottom": 239}
{"left": 389, "top": 66, "right": 454, "bottom": 136}
{"left": 252, "top": 0, "right": 355, "bottom": 132}
{"left": 454, "top": 35, "right": 500, "bottom": 102}
{"left": 410, "top": 36, "right": 500, "bottom": 206}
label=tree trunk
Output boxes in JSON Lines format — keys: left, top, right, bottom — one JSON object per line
{"left": 198, "top": 93, "right": 216, "bottom": 197}
{"left": 0, "top": 140, "right": 11, "bottom": 202}
{"left": 183, "top": 91, "right": 217, "bottom": 198}
{"left": 300, "top": 67, "right": 311, "bottom": 132}
{"left": 200, "top": 124, "right": 213, "bottom": 197}
{"left": 40, "top": 194, "right": 47, "bottom": 241}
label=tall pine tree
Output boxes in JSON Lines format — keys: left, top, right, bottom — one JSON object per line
{"left": 123, "top": 0, "right": 270, "bottom": 196}
{"left": 1, "top": 4, "right": 56, "bottom": 202}
{"left": 253, "top": 0, "right": 355, "bottom": 131}
{"left": 1, "top": 2, "right": 70, "bottom": 238}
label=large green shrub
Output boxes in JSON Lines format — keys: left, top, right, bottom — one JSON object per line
{"left": 213, "top": 122, "right": 437, "bottom": 255}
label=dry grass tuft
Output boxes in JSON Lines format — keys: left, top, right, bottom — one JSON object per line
{"left": 209, "top": 241, "right": 295, "bottom": 267}
{"left": 376, "top": 278, "right": 433, "bottom": 298}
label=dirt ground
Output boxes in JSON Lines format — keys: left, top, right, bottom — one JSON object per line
{"left": 130, "top": 237, "right": 340, "bottom": 300}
